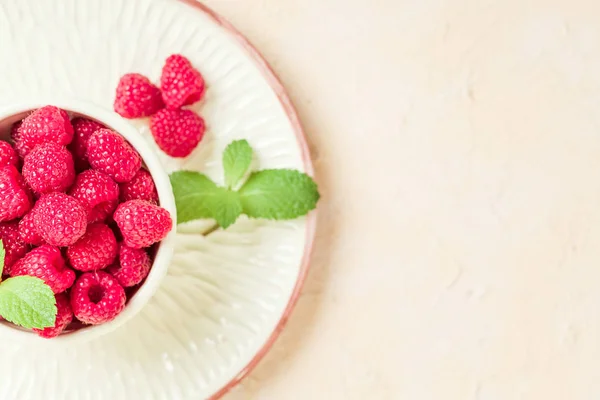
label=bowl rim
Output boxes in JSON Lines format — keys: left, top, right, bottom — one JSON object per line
{"left": 0, "top": 97, "right": 177, "bottom": 344}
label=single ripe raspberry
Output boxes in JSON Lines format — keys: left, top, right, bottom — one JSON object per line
{"left": 150, "top": 109, "right": 205, "bottom": 158}
{"left": 106, "top": 244, "right": 151, "bottom": 287}
{"left": 0, "top": 141, "right": 18, "bottom": 168}
{"left": 69, "top": 118, "right": 105, "bottom": 171}
{"left": 70, "top": 271, "right": 126, "bottom": 325}
{"left": 69, "top": 170, "right": 119, "bottom": 223}
{"left": 66, "top": 223, "right": 117, "bottom": 271}
{"left": 18, "top": 209, "right": 44, "bottom": 246}
{"left": 10, "top": 121, "right": 22, "bottom": 142}
{"left": 0, "top": 221, "right": 29, "bottom": 273}
{"left": 22, "top": 143, "right": 75, "bottom": 194}
{"left": 0, "top": 165, "right": 32, "bottom": 222}
{"left": 119, "top": 169, "right": 158, "bottom": 204}
{"left": 113, "top": 200, "right": 172, "bottom": 248}
{"left": 34, "top": 193, "right": 87, "bottom": 247}
{"left": 86, "top": 129, "right": 141, "bottom": 183}
{"left": 16, "top": 106, "right": 74, "bottom": 157}
{"left": 33, "top": 293, "right": 73, "bottom": 338}
{"left": 114, "top": 73, "right": 164, "bottom": 119}
{"left": 160, "top": 54, "right": 206, "bottom": 109}
{"left": 10, "top": 245, "right": 75, "bottom": 293}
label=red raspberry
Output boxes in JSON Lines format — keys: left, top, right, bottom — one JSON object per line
{"left": 113, "top": 200, "right": 172, "bottom": 248}
{"left": 69, "top": 170, "right": 119, "bottom": 223}
{"left": 0, "top": 221, "right": 29, "bottom": 273}
{"left": 10, "top": 245, "right": 75, "bottom": 293}
{"left": 18, "top": 209, "right": 44, "bottom": 246}
{"left": 22, "top": 143, "right": 75, "bottom": 194}
{"left": 0, "top": 165, "right": 32, "bottom": 222}
{"left": 119, "top": 169, "right": 158, "bottom": 203}
{"left": 16, "top": 106, "right": 73, "bottom": 157}
{"left": 114, "top": 73, "right": 164, "bottom": 119}
{"left": 66, "top": 223, "right": 117, "bottom": 271}
{"left": 150, "top": 109, "right": 205, "bottom": 158}
{"left": 86, "top": 129, "right": 141, "bottom": 183}
{"left": 10, "top": 121, "right": 22, "bottom": 142}
{"left": 33, "top": 293, "right": 73, "bottom": 338}
{"left": 69, "top": 118, "right": 105, "bottom": 170}
{"left": 160, "top": 54, "right": 206, "bottom": 109}
{"left": 106, "top": 244, "right": 151, "bottom": 287}
{"left": 70, "top": 271, "right": 126, "bottom": 325}
{"left": 34, "top": 193, "right": 87, "bottom": 246}
{"left": 0, "top": 141, "right": 18, "bottom": 168}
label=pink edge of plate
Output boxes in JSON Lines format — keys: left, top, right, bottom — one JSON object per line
{"left": 177, "top": 1, "right": 318, "bottom": 399}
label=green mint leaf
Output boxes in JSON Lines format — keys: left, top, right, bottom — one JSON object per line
{"left": 213, "top": 189, "right": 242, "bottom": 228}
{"left": 223, "top": 140, "right": 253, "bottom": 189}
{"left": 0, "top": 276, "right": 56, "bottom": 329}
{"left": 170, "top": 171, "right": 221, "bottom": 224}
{"left": 0, "top": 240, "right": 5, "bottom": 277}
{"left": 239, "top": 169, "right": 320, "bottom": 220}
{"left": 170, "top": 171, "right": 242, "bottom": 227}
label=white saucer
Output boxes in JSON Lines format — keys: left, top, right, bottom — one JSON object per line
{"left": 0, "top": 0, "right": 315, "bottom": 398}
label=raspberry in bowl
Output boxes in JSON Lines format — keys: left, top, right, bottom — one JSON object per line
{"left": 0, "top": 99, "right": 176, "bottom": 342}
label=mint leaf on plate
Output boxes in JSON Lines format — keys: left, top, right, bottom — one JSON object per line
{"left": 170, "top": 170, "right": 243, "bottom": 228}
{"left": 222, "top": 139, "right": 253, "bottom": 189}
{"left": 239, "top": 169, "right": 320, "bottom": 220}
{"left": 0, "top": 276, "right": 56, "bottom": 329}
{"left": 170, "top": 171, "right": 222, "bottom": 224}
{"left": 170, "top": 141, "right": 320, "bottom": 230}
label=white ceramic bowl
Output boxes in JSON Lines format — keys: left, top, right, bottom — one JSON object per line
{"left": 0, "top": 97, "right": 177, "bottom": 343}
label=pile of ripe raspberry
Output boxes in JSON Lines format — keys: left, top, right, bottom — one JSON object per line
{"left": 114, "top": 54, "right": 207, "bottom": 158}
{"left": 0, "top": 105, "right": 172, "bottom": 338}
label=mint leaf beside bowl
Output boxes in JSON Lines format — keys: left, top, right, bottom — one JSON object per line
{"left": 170, "top": 140, "right": 320, "bottom": 230}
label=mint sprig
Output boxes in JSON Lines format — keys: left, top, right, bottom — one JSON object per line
{"left": 0, "top": 241, "right": 57, "bottom": 330}
{"left": 170, "top": 140, "right": 320, "bottom": 229}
